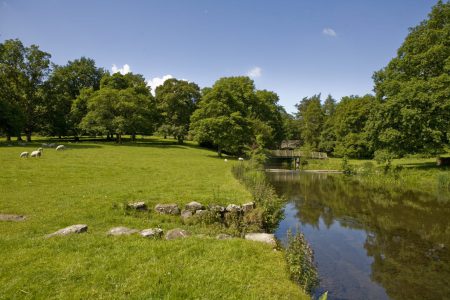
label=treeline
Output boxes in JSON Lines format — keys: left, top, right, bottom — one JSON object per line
{"left": 0, "top": 39, "right": 286, "bottom": 154}
{"left": 1, "top": 1, "right": 449, "bottom": 158}
{"left": 290, "top": 1, "right": 450, "bottom": 159}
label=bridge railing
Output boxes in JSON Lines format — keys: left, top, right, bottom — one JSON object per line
{"left": 269, "top": 150, "right": 328, "bottom": 159}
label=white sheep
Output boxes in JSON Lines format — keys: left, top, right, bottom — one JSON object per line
{"left": 238, "top": 157, "right": 244, "bottom": 161}
{"left": 20, "top": 152, "right": 29, "bottom": 158}
{"left": 224, "top": 159, "right": 228, "bottom": 162}
{"left": 56, "top": 145, "right": 65, "bottom": 151}
{"left": 30, "top": 149, "right": 42, "bottom": 158}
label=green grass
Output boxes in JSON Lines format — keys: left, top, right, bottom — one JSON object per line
{"left": 0, "top": 137, "right": 308, "bottom": 299}
{"left": 303, "top": 156, "right": 450, "bottom": 197}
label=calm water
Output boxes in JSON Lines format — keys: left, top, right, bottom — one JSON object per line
{"left": 267, "top": 170, "right": 450, "bottom": 300}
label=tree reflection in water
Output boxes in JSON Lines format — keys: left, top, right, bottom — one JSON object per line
{"left": 268, "top": 171, "right": 450, "bottom": 300}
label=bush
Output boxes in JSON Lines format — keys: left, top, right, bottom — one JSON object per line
{"left": 285, "top": 229, "right": 319, "bottom": 294}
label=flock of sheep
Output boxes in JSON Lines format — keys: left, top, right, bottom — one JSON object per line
{"left": 20, "top": 144, "right": 65, "bottom": 158}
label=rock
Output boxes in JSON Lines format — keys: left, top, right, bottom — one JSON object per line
{"left": 216, "top": 233, "right": 232, "bottom": 240}
{"left": 226, "top": 204, "right": 241, "bottom": 213}
{"left": 245, "top": 233, "right": 277, "bottom": 247}
{"left": 141, "top": 228, "right": 163, "bottom": 239}
{"left": 208, "top": 204, "right": 225, "bottom": 213}
{"left": 46, "top": 224, "right": 88, "bottom": 238}
{"left": 242, "top": 202, "right": 255, "bottom": 213}
{"left": 0, "top": 214, "right": 26, "bottom": 222}
{"left": 181, "top": 209, "right": 193, "bottom": 221}
{"left": 155, "top": 204, "right": 180, "bottom": 215}
{"left": 185, "top": 201, "right": 204, "bottom": 212}
{"left": 127, "top": 201, "right": 147, "bottom": 211}
{"left": 108, "top": 226, "right": 139, "bottom": 236}
{"left": 195, "top": 209, "right": 209, "bottom": 217}
{"left": 165, "top": 228, "right": 191, "bottom": 240}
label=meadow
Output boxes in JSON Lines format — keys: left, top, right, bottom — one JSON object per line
{"left": 0, "top": 137, "right": 308, "bottom": 299}
{"left": 303, "top": 155, "right": 450, "bottom": 198}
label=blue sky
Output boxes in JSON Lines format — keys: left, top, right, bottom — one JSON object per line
{"left": 0, "top": 0, "right": 438, "bottom": 113}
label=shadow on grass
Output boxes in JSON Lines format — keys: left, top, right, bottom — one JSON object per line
{"left": 400, "top": 161, "right": 444, "bottom": 170}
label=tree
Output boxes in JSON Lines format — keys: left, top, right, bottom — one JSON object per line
{"left": 368, "top": 1, "right": 450, "bottom": 156}
{"left": 44, "top": 57, "right": 104, "bottom": 137}
{"left": 295, "top": 94, "right": 324, "bottom": 150}
{"left": 0, "top": 40, "right": 26, "bottom": 140}
{"left": 322, "top": 94, "right": 336, "bottom": 117}
{"left": 253, "top": 90, "right": 284, "bottom": 148}
{"left": 21, "top": 44, "right": 52, "bottom": 141}
{"left": 79, "top": 72, "right": 156, "bottom": 142}
{"left": 155, "top": 78, "right": 200, "bottom": 143}
{"left": 190, "top": 77, "right": 255, "bottom": 155}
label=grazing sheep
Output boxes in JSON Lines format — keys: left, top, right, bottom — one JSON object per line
{"left": 238, "top": 157, "right": 244, "bottom": 161}
{"left": 56, "top": 145, "right": 65, "bottom": 151}
{"left": 224, "top": 159, "right": 228, "bottom": 162}
{"left": 30, "top": 149, "right": 42, "bottom": 158}
{"left": 20, "top": 152, "right": 29, "bottom": 158}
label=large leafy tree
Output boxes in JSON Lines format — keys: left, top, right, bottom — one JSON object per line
{"left": 155, "top": 78, "right": 200, "bottom": 143}
{"left": 44, "top": 57, "right": 104, "bottom": 137}
{"left": 0, "top": 40, "right": 26, "bottom": 140}
{"left": 190, "top": 77, "right": 254, "bottom": 155}
{"left": 0, "top": 39, "right": 51, "bottom": 141}
{"left": 295, "top": 94, "right": 324, "bottom": 150}
{"left": 368, "top": 1, "right": 450, "bottom": 156}
{"left": 80, "top": 72, "right": 156, "bottom": 142}
{"left": 190, "top": 76, "right": 282, "bottom": 156}
{"left": 322, "top": 95, "right": 375, "bottom": 158}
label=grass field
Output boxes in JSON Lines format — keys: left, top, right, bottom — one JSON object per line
{"left": 0, "top": 137, "right": 308, "bottom": 299}
{"left": 303, "top": 156, "right": 450, "bottom": 197}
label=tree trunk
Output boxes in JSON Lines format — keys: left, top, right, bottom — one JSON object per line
{"left": 17, "top": 135, "right": 22, "bottom": 141}
{"left": 116, "top": 133, "right": 122, "bottom": 144}
{"left": 218, "top": 146, "right": 222, "bottom": 157}
{"left": 26, "top": 132, "right": 32, "bottom": 142}
{"left": 164, "top": 135, "right": 167, "bottom": 139}
{"left": 6, "top": 135, "right": 11, "bottom": 142}
{"left": 58, "top": 135, "right": 62, "bottom": 139}
{"left": 131, "top": 133, "right": 136, "bottom": 141}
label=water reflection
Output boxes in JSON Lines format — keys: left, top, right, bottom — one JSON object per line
{"left": 268, "top": 170, "right": 450, "bottom": 300}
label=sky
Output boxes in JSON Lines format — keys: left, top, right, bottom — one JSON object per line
{"left": 0, "top": 0, "right": 439, "bottom": 113}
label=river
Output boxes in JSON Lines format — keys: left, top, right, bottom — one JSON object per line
{"left": 267, "top": 170, "right": 450, "bottom": 300}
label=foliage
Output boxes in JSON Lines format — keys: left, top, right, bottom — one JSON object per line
{"left": 190, "top": 76, "right": 284, "bottom": 156}
{"left": 155, "top": 78, "right": 201, "bottom": 143}
{"left": 232, "top": 163, "right": 284, "bottom": 232}
{"left": 285, "top": 229, "right": 319, "bottom": 294}
{"left": 0, "top": 39, "right": 51, "bottom": 141}
{"left": 43, "top": 57, "right": 104, "bottom": 137}
{"left": 295, "top": 94, "right": 324, "bottom": 150}
{"left": 368, "top": 1, "right": 450, "bottom": 156}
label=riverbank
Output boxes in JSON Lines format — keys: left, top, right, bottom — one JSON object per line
{"left": 302, "top": 156, "right": 450, "bottom": 198}
{"left": 0, "top": 137, "right": 308, "bottom": 299}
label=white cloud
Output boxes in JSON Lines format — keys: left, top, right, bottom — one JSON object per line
{"left": 322, "top": 28, "right": 337, "bottom": 37}
{"left": 247, "top": 66, "right": 262, "bottom": 78}
{"left": 146, "top": 74, "right": 173, "bottom": 94}
{"left": 111, "top": 64, "right": 131, "bottom": 75}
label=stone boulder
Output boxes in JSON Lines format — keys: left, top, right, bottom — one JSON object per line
{"left": 181, "top": 209, "right": 193, "bottom": 221}
{"left": 165, "top": 228, "right": 191, "bottom": 240}
{"left": 242, "top": 202, "right": 255, "bottom": 213}
{"left": 141, "top": 228, "right": 164, "bottom": 239}
{"left": 46, "top": 224, "right": 88, "bottom": 238}
{"left": 185, "top": 201, "right": 204, "bottom": 212}
{"left": 226, "top": 204, "right": 242, "bottom": 213}
{"left": 208, "top": 204, "right": 225, "bottom": 213}
{"left": 195, "top": 209, "right": 209, "bottom": 217}
{"left": 0, "top": 214, "right": 26, "bottom": 222}
{"left": 245, "top": 233, "right": 277, "bottom": 247}
{"left": 155, "top": 204, "right": 180, "bottom": 215}
{"left": 216, "top": 233, "right": 232, "bottom": 240}
{"left": 108, "top": 226, "right": 139, "bottom": 236}
{"left": 127, "top": 201, "right": 147, "bottom": 211}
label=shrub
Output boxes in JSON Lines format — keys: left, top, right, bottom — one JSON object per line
{"left": 285, "top": 229, "right": 319, "bottom": 294}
